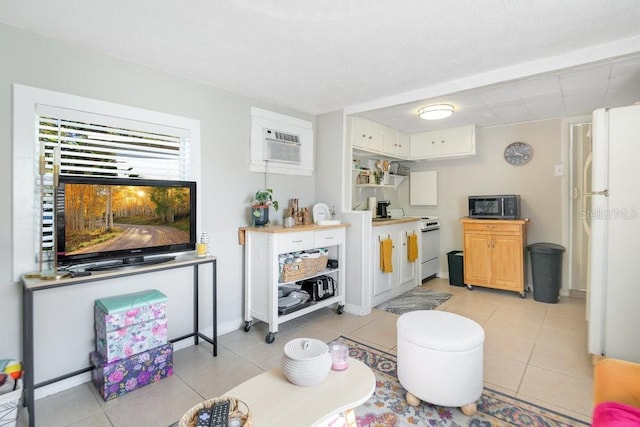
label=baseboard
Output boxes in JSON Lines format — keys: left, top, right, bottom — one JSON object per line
{"left": 343, "top": 303, "right": 372, "bottom": 316}
{"left": 568, "top": 289, "right": 586, "bottom": 299}
{"left": 34, "top": 372, "right": 92, "bottom": 400}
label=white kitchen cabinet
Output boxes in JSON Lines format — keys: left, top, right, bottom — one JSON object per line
{"left": 382, "top": 126, "right": 409, "bottom": 158}
{"left": 409, "top": 125, "right": 476, "bottom": 160}
{"left": 371, "top": 220, "right": 421, "bottom": 307}
{"left": 242, "top": 224, "right": 347, "bottom": 343}
{"left": 351, "top": 116, "right": 409, "bottom": 159}
{"left": 396, "top": 132, "right": 410, "bottom": 158}
{"left": 350, "top": 116, "right": 384, "bottom": 153}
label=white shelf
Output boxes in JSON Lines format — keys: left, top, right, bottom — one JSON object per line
{"left": 353, "top": 171, "right": 406, "bottom": 189}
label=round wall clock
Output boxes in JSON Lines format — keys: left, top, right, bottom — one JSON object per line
{"left": 504, "top": 142, "right": 532, "bottom": 165}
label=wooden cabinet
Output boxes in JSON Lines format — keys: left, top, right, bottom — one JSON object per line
{"left": 462, "top": 218, "right": 528, "bottom": 297}
{"left": 409, "top": 125, "right": 476, "bottom": 160}
{"left": 371, "top": 221, "right": 420, "bottom": 306}
{"left": 242, "top": 224, "right": 347, "bottom": 343}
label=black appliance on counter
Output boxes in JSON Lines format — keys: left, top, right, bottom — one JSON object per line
{"left": 468, "top": 194, "right": 521, "bottom": 219}
{"left": 376, "top": 200, "right": 391, "bottom": 218}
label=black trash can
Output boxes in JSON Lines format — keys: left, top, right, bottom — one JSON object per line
{"left": 528, "top": 243, "right": 565, "bottom": 303}
{"left": 447, "top": 250, "right": 465, "bottom": 287}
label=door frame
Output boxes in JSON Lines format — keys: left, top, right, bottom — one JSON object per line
{"left": 563, "top": 115, "right": 592, "bottom": 295}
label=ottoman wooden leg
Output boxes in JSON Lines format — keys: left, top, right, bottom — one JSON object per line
{"left": 460, "top": 402, "right": 477, "bottom": 416}
{"left": 406, "top": 391, "right": 421, "bottom": 407}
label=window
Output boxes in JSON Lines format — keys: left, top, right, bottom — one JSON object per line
{"left": 12, "top": 84, "right": 201, "bottom": 280}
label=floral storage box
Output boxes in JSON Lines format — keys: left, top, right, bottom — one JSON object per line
{"left": 96, "top": 316, "right": 168, "bottom": 362}
{"left": 90, "top": 342, "right": 173, "bottom": 401}
{"left": 95, "top": 289, "right": 167, "bottom": 332}
{"left": 95, "top": 289, "right": 168, "bottom": 362}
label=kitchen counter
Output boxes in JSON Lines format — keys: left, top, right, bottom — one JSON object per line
{"left": 238, "top": 223, "right": 349, "bottom": 244}
{"left": 372, "top": 217, "right": 420, "bottom": 227}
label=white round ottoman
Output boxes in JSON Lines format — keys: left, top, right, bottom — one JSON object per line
{"left": 397, "top": 310, "right": 484, "bottom": 416}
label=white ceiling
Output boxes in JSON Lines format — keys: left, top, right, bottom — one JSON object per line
{"left": 2, "top": 0, "right": 640, "bottom": 133}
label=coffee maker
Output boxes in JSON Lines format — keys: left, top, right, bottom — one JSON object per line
{"left": 376, "top": 200, "right": 391, "bottom": 218}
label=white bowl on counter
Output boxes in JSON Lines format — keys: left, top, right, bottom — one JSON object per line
{"left": 281, "top": 338, "right": 332, "bottom": 386}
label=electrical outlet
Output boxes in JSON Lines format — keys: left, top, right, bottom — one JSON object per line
{"left": 554, "top": 164, "right": 564, "bottom": 176}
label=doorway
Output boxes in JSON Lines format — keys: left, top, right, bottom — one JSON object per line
{"left": 568, "top": 121, "right": 592, "bottom": 293}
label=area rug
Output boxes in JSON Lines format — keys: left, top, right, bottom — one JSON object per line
{"left": 335, "top": 336, "right": 590, "bottom": 427}
{"left": 375, "top": 288, "right": 452, "bottom": 315}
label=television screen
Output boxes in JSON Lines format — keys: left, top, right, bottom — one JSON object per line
{"left": 56, "top": 176, "right": 196, "bottom": 268}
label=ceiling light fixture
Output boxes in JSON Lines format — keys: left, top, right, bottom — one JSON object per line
{"left": 418, "top": 104, "right": 454, "bottom": 120}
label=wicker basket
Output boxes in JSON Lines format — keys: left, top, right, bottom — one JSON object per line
{"left": 280, "top": 262, "right": 308, "bottom": 283}
{"left": 280, "top": 255, "right": 329, "bottom": 283}
{"left": 306, "top": 255, "right": 329, "bottom": 273}
{"left": 179, "top": 396, "right": 251, "bottom": 427}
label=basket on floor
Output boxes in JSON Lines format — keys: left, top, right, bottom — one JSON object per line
{"left": 179, "top": 396, "right": 251, "bottom": 427}
{"left": 0, "top": 379, "right": 22, "bottom": 427}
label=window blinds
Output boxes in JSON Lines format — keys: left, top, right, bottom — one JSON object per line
{"left": 37, "top": 114, "right": 190, "bottom": 180}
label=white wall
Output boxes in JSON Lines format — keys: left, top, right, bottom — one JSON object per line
{"left": 0, "top": 24, "right": 316, "bottom": 379}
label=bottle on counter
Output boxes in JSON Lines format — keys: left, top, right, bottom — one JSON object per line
{"left": 200, "top": 232, "right": 210, "bottom": 256}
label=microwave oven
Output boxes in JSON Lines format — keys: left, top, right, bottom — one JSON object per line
{"left": 468, "top": 195, "right": 521, "bottom": 219}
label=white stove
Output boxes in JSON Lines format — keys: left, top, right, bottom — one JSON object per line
{"left": 420, "top": 216, "right": 440, "bottom": 231}
{"left": 419, "top": 216, "right": 440, "bottom": 281}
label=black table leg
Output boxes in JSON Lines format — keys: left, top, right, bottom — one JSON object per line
{"left": 23, "top": 287, "right": 35, "bottom": 427}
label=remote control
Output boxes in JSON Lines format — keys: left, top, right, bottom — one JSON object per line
{"left": 210, "top": 400, "right": 230, "bottom": 427}
{"left": 195, "top": 407, "right": 212, "bottom": 427}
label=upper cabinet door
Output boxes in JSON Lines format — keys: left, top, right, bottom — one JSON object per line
{"left": 409, "top": 130, "right": 442, "bottom": 158}
{"left": 351, "top": 116, "right": 383, "bottom": 153}
{"left": 409, "top": 125, "right": 476, "bottom": 160}
{"left": 441, "top": 125, "right": 475, "bottom": 156}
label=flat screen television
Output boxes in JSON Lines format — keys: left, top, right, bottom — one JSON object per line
{"left": 56, "top": 176, "right": 197, "bottom": 269}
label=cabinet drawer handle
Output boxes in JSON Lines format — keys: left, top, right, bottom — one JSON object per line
{"left": 323, "top": 236, "right": 334, "bottom": 240}
{"left": 291, "top": 239, "right": 303, "bottom": 243}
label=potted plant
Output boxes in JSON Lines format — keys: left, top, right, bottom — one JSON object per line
{"left": 251, "top": 188, "right": 279, "bottom": 226}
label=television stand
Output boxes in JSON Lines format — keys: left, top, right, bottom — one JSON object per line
{"left": 21, "top": 254, "right": 217, "bottom": 427}
{"left": 87, "top": 255, "right": 176, "bottom": 271}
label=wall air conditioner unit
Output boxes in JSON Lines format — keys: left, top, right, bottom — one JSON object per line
{"left": 250, "top": 107, "right": 313, "bottom": 176}
{"left": 263, "top": 128, "right": 301, "bottom": 164}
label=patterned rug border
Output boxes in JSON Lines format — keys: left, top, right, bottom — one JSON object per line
{"left": 335, "top": 335, "right": 590, "bottom": 426}
{"left": 375, "top": 288, "right": 452, "bottom": 315}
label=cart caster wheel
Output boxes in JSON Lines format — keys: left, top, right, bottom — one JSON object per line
{"left": 337, "top": 305, "right": 344, "bottom": 315}
{"left": 243, "top": 321, "right": 252, "bottom": 332}
{"left": 265, "top": 332, "right": 275, "bottom": 344}
{"left": 466, "top": 284, "right": 473, "bottom": 291}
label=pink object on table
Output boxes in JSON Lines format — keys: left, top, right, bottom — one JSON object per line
{"left": 329, "top": 341, "right": 349, "bottom": 371}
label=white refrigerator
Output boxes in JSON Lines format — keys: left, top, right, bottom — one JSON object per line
{"left": 587, "top": 104, "right": 640, "bottom": 363}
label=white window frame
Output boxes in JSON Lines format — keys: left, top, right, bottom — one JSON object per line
{"left": 12, "top": 84, "right": 202, "bottom": 281}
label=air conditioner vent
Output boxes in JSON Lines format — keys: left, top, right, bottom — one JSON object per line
{"left": 263, "top": 127, "right": 301, "bottom": 164}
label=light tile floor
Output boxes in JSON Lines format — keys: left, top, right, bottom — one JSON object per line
{"left": 19, "top": 278, "right": 593, "bottom": 426}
